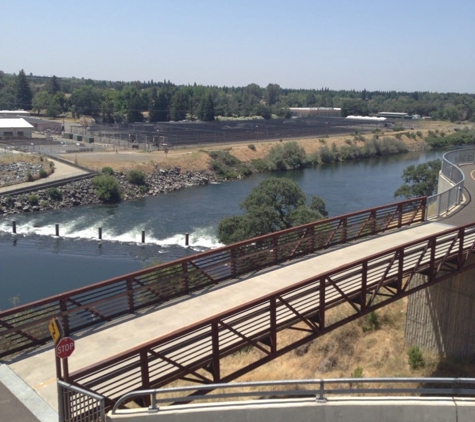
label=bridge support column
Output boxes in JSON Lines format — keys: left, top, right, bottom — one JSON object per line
{"left": 405, "top": 258, "right": 475, "bottom": 357}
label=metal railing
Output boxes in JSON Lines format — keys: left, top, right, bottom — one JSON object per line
{"left": 111, "top": 378, "right": 475, "bottom": 414}
{"left": 0, "top": 198, "right": 425, "bottom": 359}
{"left": 58, "top": 380, "right": 105, "bottom": 422}
{"left": 68, "top": 222, "right": 475, "bottom": 408}
{"left": 426, "top": 147, "right": 475, "bottom": 219}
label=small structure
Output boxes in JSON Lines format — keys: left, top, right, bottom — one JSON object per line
{"left": 289, "top": 107, "right": 342, "bottom": 118}
{"left": 376, "top": 112, "right": 411, "bottom": 119}
{"left": 0, "top": 110, "right": 31, "bottom": 118}
{"left": 0, "top": 118, "right": 33, "bottom": 140}
{"left": 22, "top": 116, "right": 62, "bottom": 132}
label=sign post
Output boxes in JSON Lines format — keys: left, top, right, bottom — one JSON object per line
{"left": 48, "top": 318, "right": 62, "bottom": 344}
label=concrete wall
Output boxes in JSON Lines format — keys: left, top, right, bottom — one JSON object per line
{"left": 106, "top": 397, "right": 475, "bottom": 422}
{"left": 405, "top": 259, "right": 475, "bottom": 357}
{"left": 437, "top": 172, "right": 455, "bottom": 195}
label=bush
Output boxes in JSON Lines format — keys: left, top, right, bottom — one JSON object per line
{"left": 408, "top": 346, "right": 425, "bottom": 369}
{"left": 92, "top": 175, "right": 122, "bottom": 203}
{"left": 27, "top": 194, "right": 39, "bottom": 205}
{"left": 47, "top": 187, "right": 62, "bottom": 201}
{"left": 102, "top": 166, "right": 114, "bottom": 176}
{"left": 127, "top": 169, "right": 147, "bottom": 186}
{"left": 25, "top": 172, "right": 34, "bottom": 182}
{"left": 363, "top": 311, "right": 379, "bottom": 332}
{"left": 248, "top": 144, "right": 256, "bottom": 151}
{"left": 39, "top": 168, "right": 48, "bottom": 179}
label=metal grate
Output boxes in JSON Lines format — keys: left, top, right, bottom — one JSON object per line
{"left": 58, "top": 381, "right": 105, "bottom": 422}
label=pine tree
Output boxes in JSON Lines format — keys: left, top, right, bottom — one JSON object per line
{"left": 198, "top": 93, "right": 215, "bottom": 121}
{"left": 149, "top": 89, "right": 169, "bottom": 122}
{"left": 46, "top": 75, "right": 61, "bottom": 95}
{"left": 15, "top": 69, "right": 33, "bottom": 110}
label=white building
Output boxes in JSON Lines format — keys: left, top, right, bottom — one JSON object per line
{"left": 0, "top": 118, "right": 34, "bottom": 140}
{"left": 0, "top": 110, "right": 31, "bottom": 118}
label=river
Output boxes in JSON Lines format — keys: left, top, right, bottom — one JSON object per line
{"left": 0, "top": 150, "right": 443, "bottom": 309}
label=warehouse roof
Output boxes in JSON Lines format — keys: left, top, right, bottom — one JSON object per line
{"left": 0, "top": 118, "right": 34, "bottom": 129}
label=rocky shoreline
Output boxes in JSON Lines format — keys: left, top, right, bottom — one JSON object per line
{"left": 0, "top": 167, "right": 218, "bottom": 215}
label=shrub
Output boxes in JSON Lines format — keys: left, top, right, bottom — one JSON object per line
{"left": 27, "top": 194, "right": 39, "bottom": 205}
{"left": 127, "top": 169, "right": 147, "bottom": 186}
{"left": 102, "top": 166, "right": 114, "bottom": 176}
{"left": 92, "top": 175, "right": 122, "bottom": 203}
{"left": 248, "top": 144, "right": 256, "bottom": 151}
{"left": 408, "top": 346, "right": 425, "bottom": 369}
{"left": 47, "top": 187, "right": 62, "bottom": 201}
{"left": 351, "top": 366, "right": 364, "bottom": 378}
{"left": 39, "top": 168, "right": 48, "bottom": 179}
{"left": 40, "top": 200, "right": 49, "bottom": 207}
{"left": 25, "top": 172, "right": 34, "bottom": 182}
{"left": 363, "top": 311, "right": 379, "bottom": 332}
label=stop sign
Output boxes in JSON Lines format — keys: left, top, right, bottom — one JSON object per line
{"left": 56, "top": 337, "right": 75, "bottom": 359}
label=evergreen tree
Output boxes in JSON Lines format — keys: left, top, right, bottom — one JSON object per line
{"left": 197, "top": 93, "right": 215, "bottom": 121}
{"left": 15, "top": 69, "right": 33, "bottom": 110}
{"left": 126, "top": 90, "right": 144, "bottom": 123}
{"left": 46, "top": 75, "right": 61, "bottom": 95}
{"left": 170, "top": 91, "right": 188, "bottom": 121}
{"left": 149, "top": 89, "right": 169, "bottom": 122}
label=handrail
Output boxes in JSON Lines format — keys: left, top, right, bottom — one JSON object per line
{"left": 0, "top": 197, "right": 425, "bottom": 358}
{"left": 111, "top": 377, "right": 475, "bottom": 413}
{"left": 426, "top": 147, "right": 475, "bottom": 219}
{"left": 69, "top": 221, "right": 475, "bottom": 407}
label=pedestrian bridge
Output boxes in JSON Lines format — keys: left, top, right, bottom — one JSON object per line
{"left": 2, "top": 148, "right": 475, "bottom": 421}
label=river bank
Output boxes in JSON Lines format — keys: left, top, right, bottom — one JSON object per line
{"left": 0, "top": 125, "right": 459, "bottom": 216}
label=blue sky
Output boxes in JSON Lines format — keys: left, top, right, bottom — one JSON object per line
{"left": 2, "top": 0, "right": 474, "bottom": 93}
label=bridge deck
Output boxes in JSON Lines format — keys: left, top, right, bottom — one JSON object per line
{"left": 7, "top": 220, "right": 456, "bottom": 411}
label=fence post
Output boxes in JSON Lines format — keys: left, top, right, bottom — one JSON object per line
{"left": 12, "top": 220, "right": 16, "bottom": 234}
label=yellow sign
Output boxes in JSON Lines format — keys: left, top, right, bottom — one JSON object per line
{"left": 48, "top": 318, "right": 62, "bottom": 344}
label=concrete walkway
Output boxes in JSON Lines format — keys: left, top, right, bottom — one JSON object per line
{"left": 5, "top": 220, "right": 456, "bottom": 412}
{"left": 0, "top": 157, "right": 89, "bottom": 195}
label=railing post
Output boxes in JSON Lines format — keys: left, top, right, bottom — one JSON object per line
{"left": 140, "top": 350, "right": 151, "bottom": 407}
{"left": 126, "top": 277, "right": 135, "bottom": 313}
{"left": 230, "top": 248, "right": 237, "bottom": 279}
{"left": 270, "top": 297, "right": 277, "bottom": 355}
{"left": 211, "top": 321, "right": 220, "bottom": 382}
{"left": 317, "top": 379, "right": 326, "bottom": 402}
{"left": 182, "top": 262, "right": 189, "bottom": 294}
{"left": 59, "top": 298, "right": 69, "bottom": 336}
{"left": 273, "top": 236, "right": 279, "bottom": 265}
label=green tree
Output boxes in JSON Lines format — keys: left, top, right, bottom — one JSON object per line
{"left": 394, "top": 159, "right": 441, "bottom": 198}
{"left": 46, "top": 75, "right": 61, "bottom": 95}
{"left": 170, "top": 90, "right": 188, "bottom": 121}
{"left": 70, "top": 85, "right": 101, "bottom": 116}
{"left": 15, "top": 69, "right": 33, "bottom": 110}
{"left": 92, "top": 175, "right": 122, "bottom": 203}
{"left": 126, "top": 89, "right": 144, "bottom": 123}
{"left": 197, "top": 93, "right": 215, "bottom": 121}
{"left": 32, "top": 91, "right": 51, "bottom": 115}
{"left": 217, "top": 177, "right": 327, "bottom": 244}
{"left": 265, "top": 83, "right": 280, "bottom": 106}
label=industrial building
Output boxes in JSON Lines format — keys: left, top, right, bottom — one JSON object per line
{"left": 0, "top": 118, "right": 34, "bottom": 140}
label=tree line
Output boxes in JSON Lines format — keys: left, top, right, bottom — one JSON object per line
{"left": 1, "top": 70, "right": 474, "bottom": 123}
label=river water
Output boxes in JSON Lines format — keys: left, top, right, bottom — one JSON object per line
{"left": 0, "top": 150, "right": 443, "bottom": 309}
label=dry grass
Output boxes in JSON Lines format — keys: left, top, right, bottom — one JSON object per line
{"left": 1, "top": 119, "right": 466, "bottom": 176}
{"left": 67, "top": 120, "right": 466, "bottom": 174}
